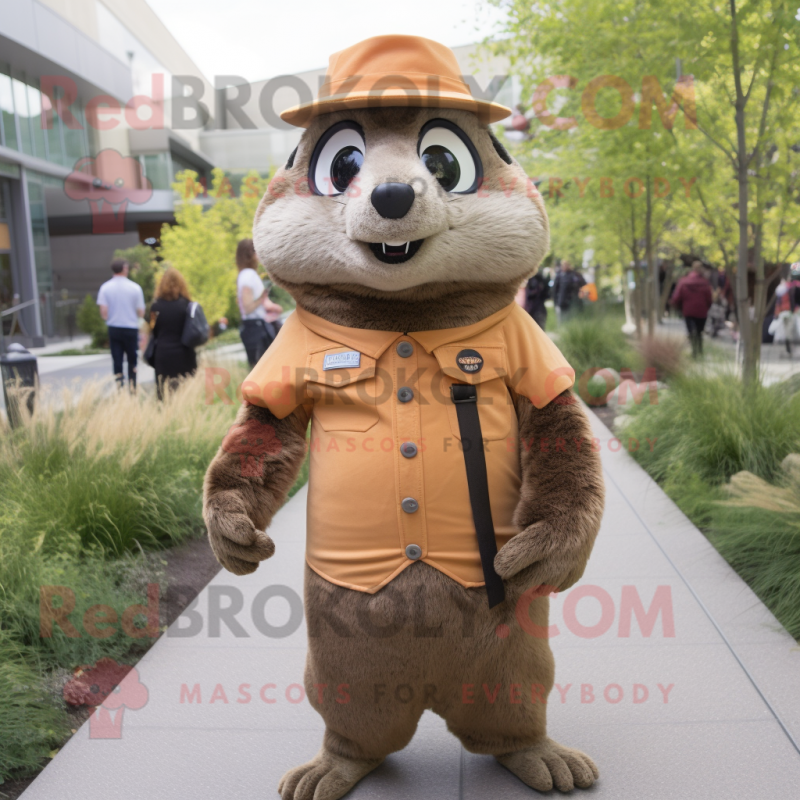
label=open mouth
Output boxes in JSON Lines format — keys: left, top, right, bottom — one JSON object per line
{"left": 368, "top": 239, "right": 425, "bottom": 264}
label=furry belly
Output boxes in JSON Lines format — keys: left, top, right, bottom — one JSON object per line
{"left": 302, "top": 561, "right": 556, "bottom": 734}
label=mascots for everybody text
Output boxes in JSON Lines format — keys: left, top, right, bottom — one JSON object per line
{"left": 204, "top": 35, "right": 605, "bottom": 799}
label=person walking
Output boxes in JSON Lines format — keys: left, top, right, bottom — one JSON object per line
{"left": 524, "top": 271, "right": 550, "bottom": 329}
{"left": 148, "top": 267, "right": 197, "bottom": 399}
{"left": 552, "top": 259, "right": 586, "bottom": 323}
{"left": 236, "top": 238, "right": 283, "bottom": 367}
{"left": 97, "top": 258, "right": 145, "bottom": 390}
{"left": 772, "top": 269, "right": 800, "bottom": 357}
{"left": 671, "top": 261, "right": 714, "bottom": 357}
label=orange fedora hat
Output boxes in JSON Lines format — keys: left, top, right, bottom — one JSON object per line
{"left": 280, "top": 35, "right": 511, "bottom": 128}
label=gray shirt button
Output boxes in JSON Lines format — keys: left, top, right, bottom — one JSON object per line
{"left": 397, "top": 387, "right": 414, "bottom": 403}
{"left": 396, "top": 341, "right": 414, "bottom": 358}
{"left": 401, "top": 497, "right": 419, "bottom": 513}
{"left": 400, "top": 442, "right": 418, "bottom": 458}
{"left": 405, "top": 544, "right": 422, "bottom": 560}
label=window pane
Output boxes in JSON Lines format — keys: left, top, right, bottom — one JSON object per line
{"left": 143, "top": 152, "right": 171, "bottom": 190}
{"left": 27, "top": 80, "right": 47, "bottom": 160}
{"left": 12, "top": 75, "right": 33, "bottom": 156}
{"left": 0, "top": 66, "right": 18, "bottom": 151}
{"left": 43, "top": 96, "right": 66, "bottom": 166}
{"left": 26, "top": 174, "right": 53, "bottom": 294}
{"left": 27, "top": 177, "right": 48, "bottom": 247}
{"left": 34, "top": 245, "right": 52, "bottom": 293}
{"left": 1, "top": 252, "right": 13, "bottom": 311}
{"left": 63, "top": 102, "right": 88, "bottom": 164}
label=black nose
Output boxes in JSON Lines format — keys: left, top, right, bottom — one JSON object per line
{"left": 371, "top": 182, "right": 415, "bottom": 219}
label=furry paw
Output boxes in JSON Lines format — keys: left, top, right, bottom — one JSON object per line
{"left": 495, "top": 522, "right": 588, "bottom": 592}
{"left": 205, "top": 492, "right": 275, "bottom": 576}
{"left": 278, "top": 749, "right": 382, "bottom": 800}
{"left": 497, "top": 738, "right": 599, "bottom": 792}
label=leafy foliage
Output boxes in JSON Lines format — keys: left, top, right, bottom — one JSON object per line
{"left": 159, "top": 169, "right": 270, "bottom": 325}
{"left": 489, "top": 0, "right": 800, "bottom": 373}
{"left": 75, "top": 294, "right": 107, "bottom": 348}
{"left": 116, "top": 244, "right": 159, "bottom": 306}
{"left": 0, "top": 650, "right": 69, "bottom": 782}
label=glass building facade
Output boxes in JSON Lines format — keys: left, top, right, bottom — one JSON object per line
{"left": 0, "top": 64, "right": 94, "bottom": 168}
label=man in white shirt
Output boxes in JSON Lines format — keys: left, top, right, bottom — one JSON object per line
{"left": 97, "top": 258, "right": 145, "bottom": 390}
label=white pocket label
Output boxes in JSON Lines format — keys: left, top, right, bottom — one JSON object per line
{"left": 323, "top": 351, "right": 361, "bottom": 370}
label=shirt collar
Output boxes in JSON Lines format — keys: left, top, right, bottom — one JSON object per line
{"left": 295, "top": 306, "right": 399, "bottom": 359}
{"left": 295, "top": 303, "right": 516, "bottom": 358}
{"left": 410, "top": 304, "right": 515, "bottom": 353}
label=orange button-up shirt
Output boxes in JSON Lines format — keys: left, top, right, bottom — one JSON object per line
{"left": 242, "top": 302, "right": 574, "bottom": 593}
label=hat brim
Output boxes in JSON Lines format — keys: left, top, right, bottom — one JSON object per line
{"left": 281, "top": 89, "right": 511, "bottom": 128}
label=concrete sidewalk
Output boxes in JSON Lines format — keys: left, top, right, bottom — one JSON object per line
{"left": 1, "top": 342, "right": 247, "bottom": 415}
{"left": 19, "top": 409, "right": 800, "bottom": 799}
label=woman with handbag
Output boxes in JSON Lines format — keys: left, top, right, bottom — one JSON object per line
{"left": 146, "top": 267, "right": 199, "bottom": 399}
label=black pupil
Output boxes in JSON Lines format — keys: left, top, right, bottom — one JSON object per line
{"left": 330, "top": 146, "right": 363, "bottom": 192}
{"left": 422, "top": 145, "right": 460, "bottom": 191}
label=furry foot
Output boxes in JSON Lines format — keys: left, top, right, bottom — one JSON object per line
{"left": 497, "top": 738, "right": 599, "bottom": 792}
{"left": 278, "top": 749, "right": 382, "bottom": 800}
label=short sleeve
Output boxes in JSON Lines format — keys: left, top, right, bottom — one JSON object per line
{"left": 503, "top": 304, "right": 575, "bottom": 408}
{"left": 241, "top": 312, "right": 308, "bottom": 419}
{"left": 245, "top": 270, "right": 264, "bottom": 300}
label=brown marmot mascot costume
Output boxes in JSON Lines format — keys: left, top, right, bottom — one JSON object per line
{"left": 204, "top": 35, "right": 604, "bottom": 799}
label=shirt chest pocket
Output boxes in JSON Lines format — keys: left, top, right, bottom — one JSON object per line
{"left": 306, "top": 349, "right": 380, "bottom": 433}
{"left": 434, "top": 345, "right": 513, "bottom": 442}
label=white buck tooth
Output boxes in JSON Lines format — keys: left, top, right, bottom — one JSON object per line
{"left": 382, "top": 242, "right": 386, "bottom": 254}
{"left": 405, "top": 242, "right": 410, "bottom": 254}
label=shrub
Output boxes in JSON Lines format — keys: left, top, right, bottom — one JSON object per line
{"left": 0, "top": 368, "right": 249, "bottom": 555}
{"left": 707, "top": 457, "right": 800, "bottom": 637}
{"left": 625, "top": 372, "right": 800, "bottom": 487}
{"left": 636, "top": 334, "right": 686, "bottom": 381}
{"left": 625, "top": 374, "right": 800, "bottom": 638}
{"left": 0, "top": 645, "right": 69, "bottom": 782}
{"left": 75, "top": 295, "right": 107, "bottom": 348}
{"left": 556, "top": 306, "right": 640, "bottom": 383}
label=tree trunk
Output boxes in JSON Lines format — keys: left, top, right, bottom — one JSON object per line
{"left": 659, "top": 261, "right": 675, "bottom": 317}
{"left": 644, "top": 176, "right": 657, "bottom": 336}
{"left": 730, "top": 0, "right": 758, "bottom": 384}
{"left": 630, "top": 206, "right": 643, "bottom": 338}
{"left": 735, "top": 159, "right": 755, "bottom": 383}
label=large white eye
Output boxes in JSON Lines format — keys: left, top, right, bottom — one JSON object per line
{"left": 418, "top": 120, "right": 482, "bottom": 193}
{"left": 309, "top": 121, "right": 365, "bottom": 196}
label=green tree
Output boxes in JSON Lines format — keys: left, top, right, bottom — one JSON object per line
{"left": 114, "top": 243, "right": 159, "bottom": 306}
{"left": 490, "top": 0, "right": 800, "bottom": 382}
{"left": 158, "top": 169, "right": 270, "bottom": 325}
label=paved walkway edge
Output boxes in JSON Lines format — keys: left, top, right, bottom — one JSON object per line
{"left": 586, "top": 404, "right": 800, "bottom": 749}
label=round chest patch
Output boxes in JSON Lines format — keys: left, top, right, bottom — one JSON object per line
{"left": 456, "top": 349, "right": 484, "bottom": 373}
